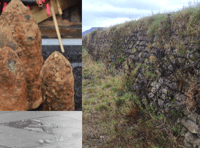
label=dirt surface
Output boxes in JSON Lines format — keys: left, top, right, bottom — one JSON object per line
{"left": 0, "top": 46, "right": 28, "bottom": 110}
{"left": 0, "top": 0, "right": 43, "bottom": 109}
{"left": 0, "top": 111, "right": 82, "bottom": 148}
{"left": 41, "top": 51, "right": 75, "bottom": 111}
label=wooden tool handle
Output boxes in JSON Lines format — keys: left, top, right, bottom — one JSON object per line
{"left": 56, "top": 0, "right": 62, "bottom": 15}
{"left": 50, "top": 0, "right": 65, "bottom": 53}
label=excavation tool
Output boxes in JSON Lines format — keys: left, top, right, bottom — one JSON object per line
{"left": 50, "top": 0, "right": 65, "bottom": 53}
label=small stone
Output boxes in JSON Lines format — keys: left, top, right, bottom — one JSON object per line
{"left": 38, "top": 140, "right": 44, "bottom": 144}
{"left": 183, "top": 139, "right": 193, "bottom": 148}
{"left": 54, "top": 53, "right": 58, "bottom": 58}
{"left": 175, "top": 94, "right": 186, "bottom": 101}
{"left": 44, "top": 139, "right": 51, "bottom": 143}
{"left": 158, "top": 78, "right": 164, "bottom": 84}
{"left": 7, "top": 59, "right": 15, "bottom": 72}
{"left": 135, "top": 41, "right": 140, "bottom": 45}
{"left": 150, "top": 82, "right": 156, "bottom": 87}
{"left": 160, "top": 94, "right": 166, "bottom": 100}
{"left": 193, "top": 139, "right": 200, "bottom": 148}
{"left": 173, "top": 101, "right": 184, "bottom": 109}
{"left": 148, "top": 93, "right": 154, "bottom": 98}
{"left": 181, "top": 119, "right": 199, "bottom": 134}
{"left": 168, "top": 65, "right": 174, "bottom": 71}
{"left": 158, "top": 99, "right": 164, "bottom": 108}
{"left": 152, "top": 42, "right": 157, "bottom": 47}
{"left": 155, "top": 84, "right": 160, "bottom": 89}
{"left": 185, "top": 131, "right": 196, "bottom": 143}
{"left": 55, "top": 78, "right": 62, "bottom": 81}
{"left": 180, "top": 126, "right": 188, "bottom": 137}
{"left": 188, "top": 113, "right": 199, "bottom": 123}
{"left": 151, "top": 87, "right": 157, "bottom": 93}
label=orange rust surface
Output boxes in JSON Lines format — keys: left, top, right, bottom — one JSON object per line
{"left": 0, "top": 0, "right": 43, "bottom": 109}
{"left": 0, "top": 47, "right": 29, "bottom": 111}
{"left": 41, "top": 51, "right": 75, "bottom": 111}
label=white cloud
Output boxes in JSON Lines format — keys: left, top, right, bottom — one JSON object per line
{"left": 82, "top": 0, "right": 200, "bottom": 32}
{"left": 98, "top": 17, "right": 131, "bottom": 27}
{"left": 83, "top": 3, "right": 153, "bottom": 17}
{"left": 84, "top": 4, "right": 138, "bottom": 14}
{"left": 83, "top": 17, "right": 139, "bottom": 33}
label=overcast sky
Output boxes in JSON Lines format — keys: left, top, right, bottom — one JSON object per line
{"left": 83, "top": 0, "right": 199, "bottom": 32}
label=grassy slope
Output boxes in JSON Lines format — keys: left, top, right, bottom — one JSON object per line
{"left": 82, "top": 47, "right": 185, "bottom": 148}
{"left": 82, "top": 2, "right": 200, "bottom": 147}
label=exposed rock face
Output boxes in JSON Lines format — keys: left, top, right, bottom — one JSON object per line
{"left": 41, "top": 51, "right": 75, "bottom": 111}
{"left": 0, "top": 0, "right": 43, "bottom": 109}
{"left": 0, "top": 46, "right": 28, "bottom": 110}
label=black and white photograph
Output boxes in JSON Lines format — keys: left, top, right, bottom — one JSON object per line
{"left": 0, "top": 111, "right": 82, "bottom": 148}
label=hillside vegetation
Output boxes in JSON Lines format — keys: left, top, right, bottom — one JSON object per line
{"left": 83, "top": 47, "right": 185, "bottom": 147}
{"left": 83, "top": 2, "right": 200, "bottom": 148}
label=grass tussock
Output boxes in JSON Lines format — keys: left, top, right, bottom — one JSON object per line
{"left": 82, "top": 47, "right": 185, "bottom": 148}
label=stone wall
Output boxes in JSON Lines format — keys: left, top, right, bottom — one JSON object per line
{"left": 83, "top": 13, "right": 200, "bottom": 147}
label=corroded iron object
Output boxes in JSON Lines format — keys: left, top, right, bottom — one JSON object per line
{"left": 0, "top": 46, "right": 29, "bottom": 110}
{"left": 41, "top": 51, "right": 75, "bottom": 111}
{"left": 0, "top": 0, "right": 43, "bottom": 109}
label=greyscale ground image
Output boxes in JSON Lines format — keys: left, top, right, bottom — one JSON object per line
{"left": 0, "top": 111, "right": 82, "bottom": 148}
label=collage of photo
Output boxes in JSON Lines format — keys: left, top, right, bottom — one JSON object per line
{"left": 1, "top": 0, "right": 200, "bottom": 148}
